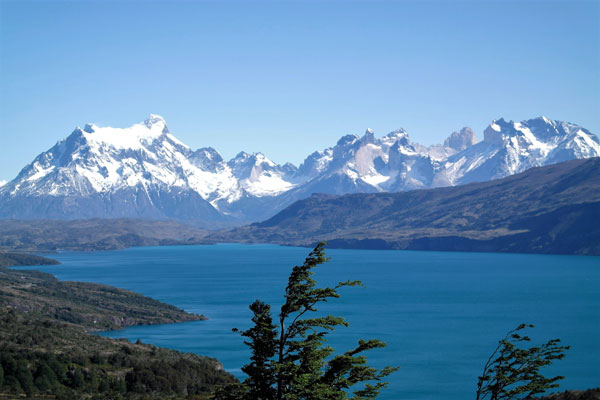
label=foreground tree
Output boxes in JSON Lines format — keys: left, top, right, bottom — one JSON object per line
{"left": 476, "top": 323, "right": 570, "bottom": 400}
{"left": 215, "top": 242, "right": 398, "bottom": 400}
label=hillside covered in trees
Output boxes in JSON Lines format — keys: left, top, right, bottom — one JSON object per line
{"left": 0, "top": 266, "right": 235, "bottom": 398}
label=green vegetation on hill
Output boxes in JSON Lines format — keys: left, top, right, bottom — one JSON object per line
{"left": 0, "top": 251, "right": 60, "bottom": 268}
{"left": 0, "top": 308, "right": 235, "bottom": 399}
{"left": 0, "top": 267, "right": 206, "bottom": 331}
{"left": 216, "top": 242, "right": 398, "bottom": 400}
{"left": 0, "top": 265, "right": 235, "bottom": 398}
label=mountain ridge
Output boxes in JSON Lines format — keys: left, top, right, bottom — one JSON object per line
{"left": 1, "top": 115, "right": 598, "bottom": 225}
{"left": 212, "top": 158, "right": 600, "bottom": 255}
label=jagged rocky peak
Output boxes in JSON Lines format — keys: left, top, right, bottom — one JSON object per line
{"left": 383, "top": 128, "right": 408, "bottom": 139}
{"left": 482, "top": 116, "right": 591, "bottom": 145}
{"left": 381, "top": 129, "right": 410, "bottom": 148}
{"left": 280, "top": 162, "right": 298, "bottom": 176}
{"left": 144, "top": 113, "right": 169, "bottom": 133}
{"left": 444, "top": 127, "right": 477, "bottom": 151}
{"left": 296, "top": 149, "right": 334, "bottom": 179}
{"left": 62, "top": 114, "right": 177, "bottom": 154}
{"left": 227, "top": 151, "right": 290, "bottom": 179}
{"left": 336, "top": 134, "right": 360, "bottom": 147}
{"left": 483, "top": 118, "right": 512, "bottom": 144}
{"left": 362, "top": 128, "right": 376, "bottom": 143}
{"left": 190, "top": 147, "right": 224, "bottom": 172}
{"left": 228, "top": 151, "right": 273, "bottom": 167}
{"left": 193, "top": 147, "right": 223, "bottom": 162}
{"left": 1, "top": 114, "right": 598, "bottom": 224}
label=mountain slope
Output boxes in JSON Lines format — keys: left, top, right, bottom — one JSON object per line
{"left": 440, "top": 117, "right": 600, "bottom": 186}
{"left": 213, "top": 158, "right": 600, "bottom": 255}
{"left": 0, "top": 115, "right": 298, "bottom": 225}
{"left": 1, "top": 115, "right": 598, "bottom": 224}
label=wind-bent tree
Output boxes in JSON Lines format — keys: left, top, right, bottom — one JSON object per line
{"left": 215, "top": 242, "right": 398, "bottom": 400}
{"left": 475, "top": 323, "right": 570, "bottom": 400}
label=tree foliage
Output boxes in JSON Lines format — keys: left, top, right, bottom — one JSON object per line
{"left": 476, "top": 323, "right": 570, "bottom": 400}
{"left": 0, "top": 307, "right": 235, "bottom": 399}
{"left": 216, "top": 242, "right": 398, "bottom": 399}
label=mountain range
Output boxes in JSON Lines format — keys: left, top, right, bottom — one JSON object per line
{"left": 1, "top": 114, "right": 598, "bottom": 226}
{"left": 213, "top": 158, "right": 600, "bottom": 255}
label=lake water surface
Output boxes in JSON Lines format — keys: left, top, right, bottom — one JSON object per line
{"left": 23, "top": 244, "right": 600, "bottom": 399}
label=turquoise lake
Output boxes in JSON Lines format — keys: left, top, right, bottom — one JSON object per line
{"left": 22, "top": 244, "right": 600, "bottom": 399}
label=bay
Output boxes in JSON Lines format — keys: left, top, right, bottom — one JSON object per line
{"left": 23, "top": 244, "right": 600, "bottom": 399}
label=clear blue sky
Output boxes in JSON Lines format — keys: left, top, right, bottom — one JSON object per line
{"left": 1, "top": 0, "right": 599, "bottom": 182}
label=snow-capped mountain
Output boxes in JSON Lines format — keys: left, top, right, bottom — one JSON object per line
{"left": 438, "top": 117, "right": 600, "bottom": 185}
{"left": 283, "top": 117, "right": 599, "bottom": 200}
{"left": 1, "top": 114, "right": 598, "bottom": 224}
{"left": 0, "top": 115, "right": 302, "bottom": 225}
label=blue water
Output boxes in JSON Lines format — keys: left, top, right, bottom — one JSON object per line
{"left": 19, "top": 244, "right": 600, "bottom": 399}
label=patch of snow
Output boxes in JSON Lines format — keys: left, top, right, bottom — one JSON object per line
{"left": 82, "top": 116, "right": 171, "bottom": 151}
{"left": 514, "top": 123, "right": 552, "bottom": 153}
{"left": 254, "top": 153, "right": 277, "bottom": 167}
{"left": 26, "top": 164, "right": 55, "bottom": 182}
{"left": 575, "top": 130, "right": 600, "bottom": 153}
{"left": 490, "top": 122, "right": 501, "bottom": 132}
{"left": 380, "top": 129, "right": 408, "bottom": 147}
{"left": 243, "top": 173, "right": 296, "bottom": 197}
{"left": 343, "top": 167, "right": 360, "bottom": 181}
{"left": 362, "top": 173, "right": 390, "bottom": 186}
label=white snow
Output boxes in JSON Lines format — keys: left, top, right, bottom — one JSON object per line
{"left": 574, "top": 130, "right": 600, "bottom": 154}
{"left": 362, "top": 173, "right": 390, "bottom": 186}
{"left": 243, "top": 173, "right": 296, "bottom": 197}
{"left": 490, "top": 122, "right": 501, "bottom": 132}
{"left": 26, "top": 163, "right": 55, "bottom": 182}
{"left": 314, "top": 150, "right": 333, "bottom": 173}
{"left": 81, "top": 115, "right": 171, "bottom": 151}
{"left": 5, "top": 114, "right": 600, "bottom": 221}
{"left": 513, "top": 123, "right": 552, "bottom": 153}
{"left": 380, "top": 129, "right": 408, "bottom": 148}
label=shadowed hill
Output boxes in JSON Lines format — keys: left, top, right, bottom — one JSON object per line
{"left": 212, "top": 158, "right": 600, "bottom": 255}
{"left": 0, "top": 218, "right": 208, "bottom": 251}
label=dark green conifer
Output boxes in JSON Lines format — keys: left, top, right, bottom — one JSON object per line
{"left": 476, "top": 323, "right": 570, "bottom": 400}
{"left": 216, "top": 242, "right": 398, "bottom": 399}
